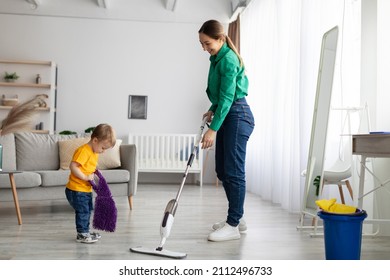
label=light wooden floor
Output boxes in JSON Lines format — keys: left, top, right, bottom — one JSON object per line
{"left": 1, "top": 183, "right": 390, "bottom": 260}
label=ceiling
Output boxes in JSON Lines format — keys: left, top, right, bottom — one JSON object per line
{"left": 0, "top": 0, "right": 250, "bottom": 23}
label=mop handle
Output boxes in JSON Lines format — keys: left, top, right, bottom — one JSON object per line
{"left": 186, "top": 117, "right": 208, "bottom": 167}
{"left": 174, "top": 117, "right": 208, "bottom": 203}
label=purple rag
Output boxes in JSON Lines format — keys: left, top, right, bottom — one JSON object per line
{"left": 89, "top": 169, "right": 117, "bottom": 232}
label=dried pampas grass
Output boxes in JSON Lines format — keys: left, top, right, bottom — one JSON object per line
{"left": 0, "top": 94, "right": 48, "bottom": 136}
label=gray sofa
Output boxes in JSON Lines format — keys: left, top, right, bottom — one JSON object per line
{"left": 0, "top": 132, "right": 138, "bottom": 209}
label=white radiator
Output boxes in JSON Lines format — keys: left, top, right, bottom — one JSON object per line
{"left": 128, "top": 134, "right": 203, "bottom": 186}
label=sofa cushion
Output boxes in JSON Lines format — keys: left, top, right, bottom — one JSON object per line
{"left": 58, "top": 137, "right": 90, "bottom": 170}
{"left": 97, "top": 139, "right": 122, "bottom": 169}
{"left": 38, "top": 170, "right": 70, "bottom": 187}
{"left": 100, "top": 169, "right": 130, "bottom": 183}
{"left": 0, "top": 133, "right": 17, "bottom": 170}
{"left": 15, "top": 132, "right": 77, "bottom": 171}
{"left": 37, "top": 169, "right": 129, "bottom": 187}
{"left": 0, "top": 171, "right": 41, "bottom": 189}
{"left": 58, "top": 138, "right": 122, "bottom": 170}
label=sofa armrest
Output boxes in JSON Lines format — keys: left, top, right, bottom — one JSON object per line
{"left": 119, "top": 144, "right": 138, "bottom": 197}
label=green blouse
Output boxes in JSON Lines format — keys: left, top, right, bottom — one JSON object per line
{"left": 206, "top": 43, "right": 248, "bottom": 131}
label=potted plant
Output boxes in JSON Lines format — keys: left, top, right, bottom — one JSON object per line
{"left": 84, "top": 127, "right": 95, "bottom": 133}
{"left": 313, "top": 175, "right": 321, "bottom": 196}
{"left": 4, "top": 72, "right": 19, "bottom": 82}
{"left": 58, "top": 130, "right": 77, "bottom": 135}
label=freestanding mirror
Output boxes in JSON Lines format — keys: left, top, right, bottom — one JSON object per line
{"left": 301, "top": 26, "right": 339, "bottom": 221}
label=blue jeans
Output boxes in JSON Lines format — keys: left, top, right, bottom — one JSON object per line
{"left": 65, "top": 188, "right": 93, "bottom": 234}
{"left": 215, "top": 98, "right": 255, "bottom": 227}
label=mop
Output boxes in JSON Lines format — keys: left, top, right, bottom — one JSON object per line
{"left": 89, "top": 169, "right": 117, "bottom": 232}
{"left": 130, "top": 118, "right": 207, "bottom": 259}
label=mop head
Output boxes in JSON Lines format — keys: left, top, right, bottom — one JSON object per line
{"left": 130, "top": 246, "right": 187, "bottom": 259}
{"left": 89, "top": 169, "right": 117, "bottom": 232}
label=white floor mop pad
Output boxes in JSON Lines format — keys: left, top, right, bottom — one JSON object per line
{"left": 130, "top": 118, "right": 207, "bottom": 259}
{"left": 130, "top": 247, "right": 187, "bottom": 259}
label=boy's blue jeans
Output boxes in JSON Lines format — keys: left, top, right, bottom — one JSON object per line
{"left": 215, "top": 98, "right": 255, "bottom": 227}
{"left": 65, "top": 188, "right": 93, "bottom": 234}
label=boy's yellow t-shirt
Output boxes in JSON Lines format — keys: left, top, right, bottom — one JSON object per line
{"left": 66, "top": 143, "right": 98, "bottom": 193}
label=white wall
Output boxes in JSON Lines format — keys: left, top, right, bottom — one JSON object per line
{"left": 356, "top": 0, "right": 390, "bottom": 235}
{"left": 0, "top": 1, "right": 233, "bottom": 184}
{"left": 377, "top": 0, "right": 390, "bottom": 128}
{"left": 0, "top": 14, "right": 210, "bottom": 138}
{"left": 371, "top": 0, "right": 390, "bottom": 235}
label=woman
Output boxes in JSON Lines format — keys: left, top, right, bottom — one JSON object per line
{"left": 199, "top": 20, "right": 255, "bottom": 242}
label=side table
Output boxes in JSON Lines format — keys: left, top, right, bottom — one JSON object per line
{"left": 0, "top": 170, "right": 22, "bottom": 225}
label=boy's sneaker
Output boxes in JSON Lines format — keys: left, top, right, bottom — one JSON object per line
{"left": 90, "top": 232, "right": 101, "bottom": 239}
{"left": 76, "top": 233, "right": 98, "bottom": 244}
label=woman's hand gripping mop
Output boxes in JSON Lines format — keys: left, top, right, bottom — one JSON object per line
{"left": 130, "top": 118, "right": 207, "bottom": 259}
{"left": 89, "top": 169, "right": 117, "bottom": 232}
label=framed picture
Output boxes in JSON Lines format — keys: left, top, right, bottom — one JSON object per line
{"left": 128, "top": 95, "right": 148, "bottom": 119}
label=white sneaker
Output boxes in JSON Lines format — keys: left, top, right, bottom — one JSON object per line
{"left": 212, "top": 219, "right": 247, "bottom": 232}
{"left": 208, "top": 224, "right": 240, "bottom": 242}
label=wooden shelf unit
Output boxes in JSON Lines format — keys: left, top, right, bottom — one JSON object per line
{"left": 0, "top": 59, "right": 57, "bottom": 133}
{"left": 0, "top": 106, "right": 50, "bottom": 111}
{"left": 0, "top": 82, "right": 51, "bottom": 88}
{"left": 0, "top": 60, "right": 52, "bottom": 66}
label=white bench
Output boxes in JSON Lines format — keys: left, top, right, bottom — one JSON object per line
{"left": 128, "top": 134, "right": 203, "bottom": 186}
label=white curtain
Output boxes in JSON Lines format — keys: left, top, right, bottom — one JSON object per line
{"left": 241, "top": 0, "right": 361, "bottom": 212}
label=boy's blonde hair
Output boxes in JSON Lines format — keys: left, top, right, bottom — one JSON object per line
{"left": 91, "top": 123, "right": 116, "bottom": 147}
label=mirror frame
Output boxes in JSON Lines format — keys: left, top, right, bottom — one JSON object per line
{"left": 301, "top": 26, "right": 339, "bottom": 217}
